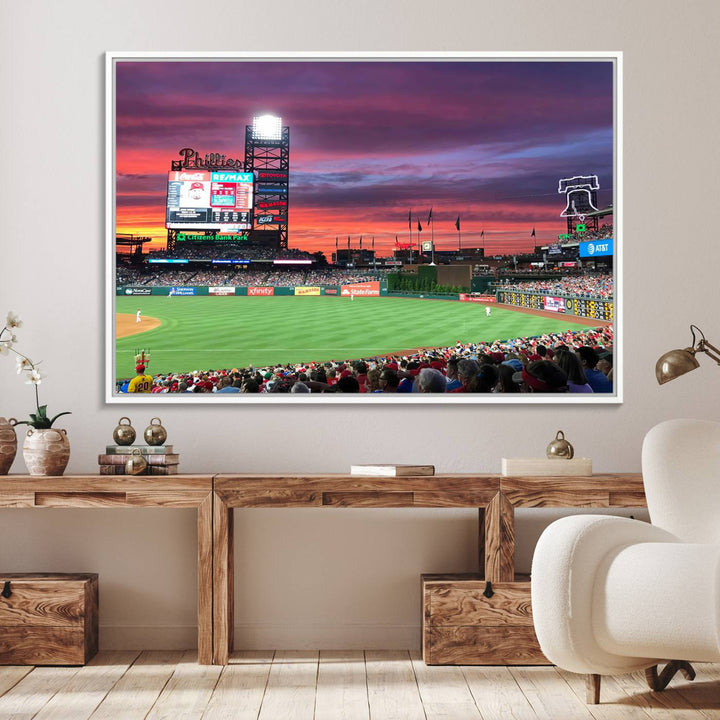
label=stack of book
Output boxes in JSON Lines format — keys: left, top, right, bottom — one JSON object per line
{"left": 98, "top": 445, "right": 179, "bottom": 475}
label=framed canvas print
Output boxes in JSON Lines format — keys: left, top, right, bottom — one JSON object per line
{"left": 106, "top": 51, "right": 621, "bottom": 403}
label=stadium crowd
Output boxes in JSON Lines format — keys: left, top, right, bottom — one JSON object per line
{"left": 557, "top": 223, "right": 613, "bottom": 246}
{"left": 118, "top": 326, "right": 614, "bottom": 396}
{"left": 118, "top": 266, "right": 390, "bottom": 287}
{"left": 148, "top": 242, "right": 315, "bottom": 261}
{"left": 498, "top": 274, "right": 613, "bottom": 299}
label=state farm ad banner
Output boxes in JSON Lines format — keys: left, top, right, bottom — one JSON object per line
{"left": 459, "top": 294, "right": 497, "bottom": 303}
{"left": 209, "top": 286, "right": 236, "bottom": 296}
{"left": 248, "top": 286, "right": 274, "bottom": 296}
{"left": 544, "top": 296, "right": 565, "bottom": 313}
{"left": 294, "top": 286, "right": 321, "bottom": 296}
{"left": 341, "top": 281, "right": 380, "bottom": 297}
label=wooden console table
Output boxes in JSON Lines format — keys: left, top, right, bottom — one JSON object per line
{"left": 0, "top": 475, "right": 214, "bottom": 665}
{"left": 212, "top": 473, "right": 645, "bottom": 665}
{"left": 1, "top": 473, "right": 647, "bottom": 666}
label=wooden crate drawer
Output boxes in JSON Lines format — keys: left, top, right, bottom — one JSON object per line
{"left": 0, "top": 573, "right": 98, "bottom": 665}
{"left": 425, "top": 575, "right": 534, "bottom": 626}
{"left": 422, "top": 573, "right": 548, "bottom": 665}
{"left": 426, "top": 626, "right": 545, "bottom": 665}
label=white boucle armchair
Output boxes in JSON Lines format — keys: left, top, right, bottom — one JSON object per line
{"left": 531, "top": 418, "right": 720, "bottom": 704}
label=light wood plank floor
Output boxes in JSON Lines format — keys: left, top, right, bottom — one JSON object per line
{"left": 0, "top": 651, "right": 717, "bottom": 720}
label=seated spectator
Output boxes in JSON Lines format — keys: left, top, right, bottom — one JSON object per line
{"left": 476, "top": 364, "right": 499, "bottom": 393}
{"left": 576, "top": 346, "right": 612, "bottom": 393}
{"left": 513, "top": 360, "right": 568, "bottom": 393}
{"left": 497, "top": 363, "right": 519, "bottom": 393}
{"left": 553, "top": 348, "right": 593, "bottom": 393}
{"left": 335, "top": 376, "right": 360, "bottom": 393}
{"left": 451, "top": 359, "right": 481, "bottom": 393}
{"left": 377, "top": 368, "right": 400, "bottom": 393}
{"left": 445, "top": 358, "right": 462, "bottom": 392}
{"left": 417, "top": 367, "right": 447, "bottom": 393}
{"left": 597, "top": 350, "right": 613, "bottom": 383}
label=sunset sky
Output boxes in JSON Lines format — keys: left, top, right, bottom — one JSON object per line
{"left": 115, "top": 58, "right": 615, "bottom": 256}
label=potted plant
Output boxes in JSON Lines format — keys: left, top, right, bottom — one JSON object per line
{"left": 0, "top": 312, "right": 72, "bottom": 475}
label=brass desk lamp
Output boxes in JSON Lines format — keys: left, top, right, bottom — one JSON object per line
{"left": 656, "top": 325, "right": 720, "bottom": 384}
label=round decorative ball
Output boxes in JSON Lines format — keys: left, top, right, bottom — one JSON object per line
{"left": 112, "top": 417, "right": 136, "bottom": 446}
{"left": 144, "top": 417, "right": 167, "bottom": 446}
{"left": 125, "top": 448, "right": 147, "bottom": 475}
{"left": 546, "top": 430, "right": 574, "bottom": 459}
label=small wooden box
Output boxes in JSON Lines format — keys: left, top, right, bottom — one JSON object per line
{"left": 422, "top": 573, "right": 548, "bottom": 665}
{"left": 0, "top": 573, "right": 98, "bottom": 665}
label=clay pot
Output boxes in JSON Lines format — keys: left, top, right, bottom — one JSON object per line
{"left": 22, "top": 428, "right": 70, "bottom": 476}
{"left": 0, "top": 417, "right": 18, "bottom": 475}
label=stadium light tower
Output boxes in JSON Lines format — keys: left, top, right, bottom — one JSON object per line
{"left": 246, "top": 114, "right": 290, "bottom": 249}
{"left": 252, "top": 115, "right": 283, "bottom": 141}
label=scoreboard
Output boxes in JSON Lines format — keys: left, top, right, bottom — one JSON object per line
{"left": 166, "top": 171, "right": 254, "bottom": 230}
{"left": 497, "top": 291, "right": 613, "bottom": 321}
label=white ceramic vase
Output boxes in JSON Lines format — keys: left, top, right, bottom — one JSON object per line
{"left": 22, "top": 427, "right": 70, "bottom": 476}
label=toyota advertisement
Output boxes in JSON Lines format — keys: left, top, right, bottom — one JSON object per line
{"left": 543, "top": 296, "right": 565, "bottom": 313}
{"left": 166, "top": 171, "right": 254, "bottom": 229}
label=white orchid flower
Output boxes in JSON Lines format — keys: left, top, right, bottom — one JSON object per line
{"left": 0, "top": 341, "right": 10, "bottom": 356}
{"left": 16, "top": 356, "right": 33, "bottom": 373}
{"left": 25, "top": 368, "right": 46, "bottom": 385}
{"left": 6, "top": 312, "right": 23, "bottom": 329}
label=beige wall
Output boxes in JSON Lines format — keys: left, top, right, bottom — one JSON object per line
{"left": 1, "top": 0, "right": 718, "bottom": 649}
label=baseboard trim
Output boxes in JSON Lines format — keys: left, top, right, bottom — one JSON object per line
{"left": 233, "top": 623, "right": 421, "bottom": 650}
{"left": 99, "top": 623, "right": 421, "bottom": 650}
{"left": 100, "top": 625, "right": 198, "bottom": 650}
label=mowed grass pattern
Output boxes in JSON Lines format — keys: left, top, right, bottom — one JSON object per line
{"left": 115, "top": 295, "right": 595, "bottom": 379}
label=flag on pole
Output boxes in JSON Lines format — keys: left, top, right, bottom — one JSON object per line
{"left": 417, "top": 220, "right": 422, "bottom": 233}
{"left": 335, "top": 236, "right": 338, "bottom": 250}
{"left": 455, "top": 216, "right": 460, "bottom": 231}
{"left": 359, "top": 235, "right": 363, "bottom": 249}
{"left": 395, "top": 235, "right": 399, "bottom": 246}
{"left": 408, "top": 210, "right": 412, "bottom": 229}
{"left": 481, "top": 230, "right": 484, "bottom": 238}
{"left": 531, "top": 227, "right": 536, "bottom": 237}
{"left": 372, "top": 236, "right": 375, "bottom": 249}
{"left": 427, "top": 208, "right": 433, "bottom": 224}
{"left": 347, "top": 236, "right": 350, "bottom": 249}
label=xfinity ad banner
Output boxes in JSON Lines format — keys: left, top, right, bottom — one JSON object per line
{"left": 579, "top": 239, "right": 613, "bottom": 258}
{"left": 248, "top": 287, "right": 275, "bottom": 296}
{"left": 543, "top": 296, "right": 565, "bottom": 313}
{"left": 341, "top": 282, "right": 380, "bottom": 297}
{"left": 166, "top": 170, "right": 254, "bottom": 229}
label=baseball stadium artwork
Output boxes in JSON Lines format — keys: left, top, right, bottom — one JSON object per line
{"left": 107, "top": 52, "right": 621, "bottom": 403}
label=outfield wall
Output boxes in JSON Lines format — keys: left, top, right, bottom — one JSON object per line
{"left": 496, "top": 289, "right": 614, "bottom": 321}
{"left": 118, "top": 283, "right": 388, "bottom": 297}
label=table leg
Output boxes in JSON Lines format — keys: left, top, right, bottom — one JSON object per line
{"left": 478, "top": 507, "right": 486, "bottom": 577}
{"left": 483, "top": 492, "right": 515, "bottom": 582}
{"left": 213, "top": 492, "right": 234, "bottom": 665}
{"left": 197, "top": 493, "right": 213, "bottom": 665}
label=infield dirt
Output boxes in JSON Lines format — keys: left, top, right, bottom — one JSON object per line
{"left": 116, "top": 313, "right": 161, "bottom": 338}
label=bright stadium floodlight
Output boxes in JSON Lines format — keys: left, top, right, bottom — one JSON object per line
{"left": 252, "top": 115, "right": 283, "bottom": 141}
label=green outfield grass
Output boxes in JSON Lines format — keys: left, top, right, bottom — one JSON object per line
{"left": 115, "top": 295, "right": 595, "bottom": 379}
